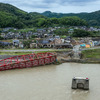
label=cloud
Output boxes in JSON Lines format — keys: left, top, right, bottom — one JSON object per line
{"left": 0, "top": 0, "right": 100, "bottom": 13}
{"left": 43, "top": 0, "right": 98, "bottom": 6}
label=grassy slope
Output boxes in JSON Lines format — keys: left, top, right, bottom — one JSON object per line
{"left": 82, "top": 49, "right": 100, "bottom": 59}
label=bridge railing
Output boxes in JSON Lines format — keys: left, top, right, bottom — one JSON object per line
{"left": 0, "top": 52, "right": 56, "bottom": 71}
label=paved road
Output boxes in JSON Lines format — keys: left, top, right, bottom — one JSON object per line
{"left": 0, "top": 46, "right": 100, "bottom": 52}
{"left": 0, "top": 49, "right": 53, "bottom": 52}
{"left": 0, "top": 49, "right": 59, "bottom": 52}
{"left": 0, "top": 49, "right": 72, "bottom": 52}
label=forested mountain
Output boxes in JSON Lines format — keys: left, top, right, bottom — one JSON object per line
{"left": 0, "top": 3, "right": 27, "bottom": 17}
{"left": 0, "top": 3, "right": 46, "bottom": 28}
{"left": 0, "top": 3, "right": 96, "bottom": 29}
{"left": 41, "top": 11, "right": 100, "bottom": 26}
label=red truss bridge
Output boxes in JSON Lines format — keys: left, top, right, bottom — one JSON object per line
{"left": 0, "top": 52, "right": 57, "bottom": 71}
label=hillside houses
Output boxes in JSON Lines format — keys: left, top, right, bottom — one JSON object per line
{"left": 37, "top": 36, "right": 73, "bottom": 49}
{"left": 0, "top": 26, "right": 100, "bottom": 49}
{"left": 1, "top": 26, "right": 100, "bottom": 40}
{"left": 0, "top": 35, "right": 100, "bottom": 49}
{"left": 74, "top": 26, "right": 100, "bottom": 32}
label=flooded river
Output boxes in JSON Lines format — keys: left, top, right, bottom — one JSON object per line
{"left": 0, "top": 63, "right": 100, "bottom": 100}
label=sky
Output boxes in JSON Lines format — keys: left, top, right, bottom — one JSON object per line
{"left": 1, "top": 0, "right": 100, "bottom": 13}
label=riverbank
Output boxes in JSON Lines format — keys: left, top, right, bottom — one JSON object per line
{"left": 81, "top": 48, "right": 100, "bottom": 59}
{"left": 0, "top": 48, "right": 100, "bottom": 64}
{"left": 61, "top": 58, "right": 100, "bottom": 64}
{"left": 58, "top": 48, "right": 100, "bottom": 64}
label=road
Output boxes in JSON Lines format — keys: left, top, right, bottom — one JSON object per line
{"left": 0, "top": 46, "right": 100, "bottom": 52}
{"left": 0, "top": 48, "right": 73, "bottom": 53}
{"left": 0, "top": 49, "right": 61, "bottom": 52}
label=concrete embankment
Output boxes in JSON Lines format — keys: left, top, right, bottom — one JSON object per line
{"left": 55, "top": 46, "right": 100, "bottom": 64}
{"left": 61, "top": 58, "right": 100, "bottom": 64}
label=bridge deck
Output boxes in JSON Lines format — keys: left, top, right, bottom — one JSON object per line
{"left": 0, "top": 52, "right": 57, "bottom": 71}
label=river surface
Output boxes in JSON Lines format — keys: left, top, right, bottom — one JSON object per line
{"left": 0, "top": 63, "right": 100, "bottom": 100}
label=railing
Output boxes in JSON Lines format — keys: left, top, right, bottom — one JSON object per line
{"left": 0, "top": 52, "right": 57, "bottom": 71}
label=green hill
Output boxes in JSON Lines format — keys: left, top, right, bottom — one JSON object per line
{"left": 41, "top": 11, "right": 100, "bottom": 26}
{"left": 0, "top": 3, "right": 91, "bottom": 28}
{"left": 0, "top": 3, "right": 45, "bottom": 28}
{"left": 0, "top": 3, "right": 27, "bottom": 17}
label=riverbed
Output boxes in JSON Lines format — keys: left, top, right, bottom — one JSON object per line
{"left": 0, "top": 63, "right": 100, "bottom": 100}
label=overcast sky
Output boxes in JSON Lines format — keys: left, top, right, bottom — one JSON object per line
{"left": 1, "top": 0, "right": 100, "bottom": 13}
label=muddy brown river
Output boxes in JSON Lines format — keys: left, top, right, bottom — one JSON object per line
{"left": 0, "top": 63, "right": 100, "bottom": 100}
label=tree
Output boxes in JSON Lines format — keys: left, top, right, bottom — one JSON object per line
{"left": 23, "top": 40, "right": 32, "bottom": 48}
{"left": 72, "top": 29, "right": 91, "bottom": 37}
{"left": 59, "top": 16, "right": 87, "bottom": 26}
{"left": 31, "top": 35, "right": 36, "bottom": 38}
{"left": 53, "top": 28, "right": 68, "bottom": 35}
{"left": 14, "top": 21, "right": 26, "bottom": 29}
{"left": 37, "top": 18, "right": 46, "bottom": 27}
{"left": 0, "top": 36, "right": 4, "bottom": 40}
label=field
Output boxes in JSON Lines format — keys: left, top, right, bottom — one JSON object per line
{"left": 82, "top": 49, "right": 100, "bottom": 59}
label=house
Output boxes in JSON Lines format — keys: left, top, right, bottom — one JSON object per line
{"left": 86, "top": 44, "right": 90, "bottom": 48}
{"left": 37, "top": 40, "right": 50, "bottom": 48}
{"left": 13, "top": 39, "right": 20, "bottom": 46}
{"left": 92, "top": 38, "right": 100, "bottom": 46}
{"left": 54, "top": 35, "right": 60, "bottom": 39}
{"left": 0, "top": 41, "right": 12, "bottom": 46}
{"left": 30, "top": 43, "right": 37, "bottom": 48}
{"left": 64, "top": 36, "right": 72, "bottom": 43}
{"left": 80, "top": 44, "right": 86, "bottom": 48}
{"left": 37, "top": 39, "right": 54, "bottom": 48}
{"left": 0, "top": 33, "right": 5, "bottom": 37}
{"left": 54, "top": 38, "right": 62, "bottom": 45}
{"left": 19, "top": 43, "right": 24, "bottom": 48}
{"left": 68, "top": 29, "right": 74, "bottom": 34}
{"left": 89, "top": 40, "right": 94, "bottom": 47}
{"left": 37, "top": 29, "right": 46, "bottom": 33}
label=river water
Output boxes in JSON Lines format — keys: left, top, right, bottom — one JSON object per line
{"left": 0, "top": 63, "right": 100, "bottom": 100}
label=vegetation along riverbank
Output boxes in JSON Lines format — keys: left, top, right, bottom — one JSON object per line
{"left": 81, "top": 48, "right": 100, "bottom": 63}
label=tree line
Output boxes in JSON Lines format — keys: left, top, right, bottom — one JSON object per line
{"left": 42, "top": 11, "right": 100, "bottom": 26}
{"left": 0, "top": 11, "right": 88, "bottom": 29}
{"left": 0, "top": 3, "right": 88, "bottom": 29}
